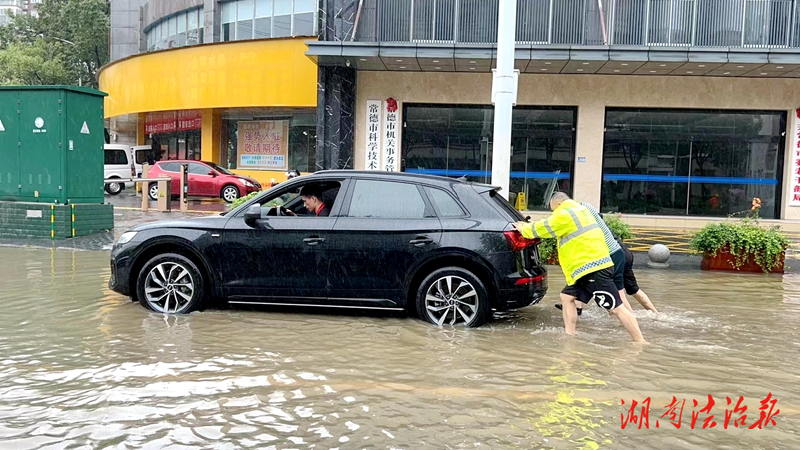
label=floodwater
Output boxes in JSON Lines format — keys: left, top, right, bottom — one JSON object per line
{"left": 0, "top": 247, "right": 798, "bottom": 449}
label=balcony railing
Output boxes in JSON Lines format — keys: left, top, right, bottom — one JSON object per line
{"left": 355, "top": 0, "right": 800, "bottom": 49}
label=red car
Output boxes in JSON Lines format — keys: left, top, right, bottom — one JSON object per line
{"left": 147, "top": 160, "right": 262, "bottom": 203}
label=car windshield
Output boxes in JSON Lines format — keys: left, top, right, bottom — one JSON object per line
{"left": 207, "top": 162, "right": 234, "bottom": 175}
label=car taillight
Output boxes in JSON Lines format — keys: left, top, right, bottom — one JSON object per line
{"left": 504, "top": 230, "right": 539, "bottom": 252}
{"left": 515, "top": 274, "right": 546, "bottom": 285}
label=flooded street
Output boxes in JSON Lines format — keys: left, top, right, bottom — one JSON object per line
{"left": 0, "top": 246, "right": 798, "bottom": 449}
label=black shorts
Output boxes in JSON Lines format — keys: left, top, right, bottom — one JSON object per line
{"left": 623, "top": 247, "right": 640, "bottom": 296}
{"left": 611, "top": 248, "right": 625, "bottom": 291}
{"left": 561, "top": 268, "right": 624, "bottom": 310}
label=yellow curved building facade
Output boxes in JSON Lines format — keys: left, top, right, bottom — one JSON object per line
{"left": 99, "top": 37, "right": 318, "bottom": 186}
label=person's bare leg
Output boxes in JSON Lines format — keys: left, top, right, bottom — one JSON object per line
{"left": 609, "top": 305, "right": 647, "bottom": 343}
{"left": 619, "top": 289, "right": 634, "bottom": 312}
{"left": 560, "top": 293, "right": 579, "bottom": 335}
{"left": 632, "top": 290, "right": 658, "bottom": 313}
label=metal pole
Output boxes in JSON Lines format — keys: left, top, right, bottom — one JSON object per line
{"left": 597, "top": 0, "right": 609, "bottom": 45}
{"left": 351, "top": 0, "right": 365, "bottom": 41}
{"left": 491, "top": 0, "right": 519, "bottom": 199}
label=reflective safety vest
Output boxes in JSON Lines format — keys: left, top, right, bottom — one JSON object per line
{"left": 519, "top": 199, "right": 613, "bottom": 285}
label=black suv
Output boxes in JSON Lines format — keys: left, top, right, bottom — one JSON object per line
{"left": 109, "top": 171, "right": 547, "bottom": 327}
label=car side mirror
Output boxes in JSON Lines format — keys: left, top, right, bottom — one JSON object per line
{"left": 208, "top": 171, "right": 218, "bottom": 177}
{"left": 244, "top": 204, "right": 262, "bottom": 227}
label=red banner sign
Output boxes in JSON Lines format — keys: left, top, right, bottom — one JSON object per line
{"left": 177, "top": 109, "right": 202, "bottom": 131}
{"left": 145, "top": 110, "right": 202, "bottom": 134}
{"left": 145, "top": 111, "right": 177, "bottom": 134}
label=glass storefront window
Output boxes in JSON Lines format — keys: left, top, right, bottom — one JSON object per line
{"left": 221, "top": 109, "right": 317, "bottom": 173}
{"left": 403, "top": 104, "right": 576, "bottom": 211}
{"left": 145, "top": 130, "right": 202, "bottom": 163}
{"left": 601, "top": 109, "right": 786, "bottom": 219}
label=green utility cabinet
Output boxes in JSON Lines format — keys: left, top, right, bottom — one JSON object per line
{"left": 0, "top": 86, "right": 107, "bottom": 204}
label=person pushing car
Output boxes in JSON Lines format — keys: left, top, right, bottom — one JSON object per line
{"left": 513, "top": 192, "right": 646, "bottom": 343}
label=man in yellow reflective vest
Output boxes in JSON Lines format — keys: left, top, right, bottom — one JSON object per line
{"left": 514, "top": 193, "right": 646, "bottom": 343}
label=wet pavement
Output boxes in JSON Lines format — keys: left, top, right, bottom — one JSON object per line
{"left": 0, "top": 245, "right": 798, "bottom": 449}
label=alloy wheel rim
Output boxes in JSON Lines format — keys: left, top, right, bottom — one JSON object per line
{"left": 149, "top": 185, "right": 159, "bottom": 199}
{"left": 144, "top": 262, "right": 195, "bottom": 313}
{"left": 223, "top": 187, "right": 237, "bottom": 202}
{"left": 108, "top": 182, "right": 121, "bottom": 193}
{"left": 425, "top": 275, "right": 479, "bottom": 326}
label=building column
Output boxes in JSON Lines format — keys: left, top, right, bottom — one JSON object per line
{"left": 316, "top": 66, "right": 357, "bottom": 170}
{"left": 136, "top": 112, "right": 147, "bottom": 145}
{"left": 201, "top": 109, "right": 221, "bottom": 163}
{"left": 204, "top": 0, "right": 220, "bottom": 43}
{"left": 783, "top": 108, "right": 800, "bottom": 220}
{"left": 572, "top": 103, "right": 605, "bottom": 208}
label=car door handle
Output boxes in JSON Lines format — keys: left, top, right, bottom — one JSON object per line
{"left": 410, "top": 237, "right": 434, "bottom": 247}
{"left": 303, "top": 237, "right": 326, "bottom": 246}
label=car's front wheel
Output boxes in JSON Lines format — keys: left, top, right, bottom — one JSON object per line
{"left": 415, "top": 267, "right": 491, "bottom": 327}
{"left": 221, "top": 185, "right": 240, "bottom": 203}
{"left": 136, "top": 253, "right": 206, "bottom": 314}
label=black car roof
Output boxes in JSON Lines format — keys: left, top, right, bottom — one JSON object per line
{"left": 310, "top": 170, "right": 501, "bottom": 192}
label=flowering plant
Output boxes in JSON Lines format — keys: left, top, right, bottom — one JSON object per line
{"left": 689, "top": 197, "right": 789, "bottom": 273}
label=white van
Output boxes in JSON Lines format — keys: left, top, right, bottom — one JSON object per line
{"left": 104, "top": 145, "right": 144, "bottom": 195}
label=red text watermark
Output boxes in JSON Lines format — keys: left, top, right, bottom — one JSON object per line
{"left": 621, "top": 394, "right": 780, "bottom": 430}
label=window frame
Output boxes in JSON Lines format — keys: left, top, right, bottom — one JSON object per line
{"left": 339, "top": 178, "right": 436, "bottom": 220}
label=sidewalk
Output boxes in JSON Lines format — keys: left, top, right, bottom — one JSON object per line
{"left": 1, "top": 193, "right": 797, "bottom": 273}
{"left": 625, "top": 227, "right": 800, "bottom": 259}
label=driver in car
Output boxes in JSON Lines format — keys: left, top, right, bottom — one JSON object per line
{"left": 285, "top": 186, "right": 330, "bottom": 217}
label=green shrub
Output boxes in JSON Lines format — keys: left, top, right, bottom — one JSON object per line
{"left": 689, "top": 220, "right": 789, "bottom": 273}
{"left": 229, "top": 191, "right": 260, "bottom": 210}
{"left": 538, "top": 237, "right": 558, "bottom": 263}
{"left": 689, "top": 198, "right": 789, "bottom": 273}
{"left": 602, "top": 214, "right": 633, "bottom": 241}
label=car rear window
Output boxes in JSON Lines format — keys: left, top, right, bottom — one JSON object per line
{"left": 489, "top": 190, "right": 525, "bottom": 221}
{"left": 427, "top": 187, "right": 465, "bottom": 217}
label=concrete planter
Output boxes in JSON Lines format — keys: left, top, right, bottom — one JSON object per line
{"left": 700, "top": 246, "right": 785, "bottom": 274}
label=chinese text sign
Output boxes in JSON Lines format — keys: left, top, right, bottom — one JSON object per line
{"left": 237, "top": 120, "right": 289, "bottom": 171}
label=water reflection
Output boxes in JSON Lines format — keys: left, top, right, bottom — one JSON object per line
{"left": 0, "top": 247, "right": 798, "bottom": 448}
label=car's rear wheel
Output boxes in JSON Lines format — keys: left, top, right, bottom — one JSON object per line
{"left": 221, "top": 185, "right": 239, "bottom": 203}
{"left": 136, "top": 253, "right": 206, "bottom": 314}
{"left": 106, "top": 180, "right": 123, "bottom": 195}
{"left": 415, "top": 267, "right": 491, "bottom": 327}
{"left": 148, "top": 183, "right": 159, "bottom": 201}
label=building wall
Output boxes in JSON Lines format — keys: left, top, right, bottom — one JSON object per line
{"left": 355, "top": 71, "right": 800, "bottom": 220}
{"left": 110, "top": 0, "right": 146, "bottom": 62}
{"left": 99, "top": 37, "right": 317, "bottom": 118}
